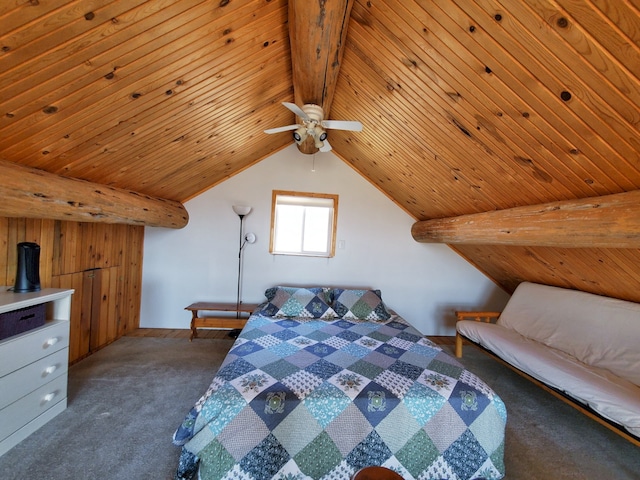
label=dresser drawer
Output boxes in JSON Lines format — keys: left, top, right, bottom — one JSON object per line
{"left": 0, "top": 348, "right": 69, "bottom": 410}
{"left": 0, "top": 373, "right": 67, "bottom": 441}
{"left": 0, "top": 320, "right": 69, "bottom": 378}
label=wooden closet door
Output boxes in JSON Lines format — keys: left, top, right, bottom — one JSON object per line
{"left": 51, "top": 271, "right": 88, "bottom": 363}
{"left": 52, "top": 268, "right": 122, "bottom": 364}
{"left": 87, "top": 268, "right": 102, "bottom": 353}
{"left": 89, "top": 266, "right": 121, "bottom": 352}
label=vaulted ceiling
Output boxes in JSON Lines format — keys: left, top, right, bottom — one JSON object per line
{"left": 1, "top": 1, "right": 639, "bottom": 302}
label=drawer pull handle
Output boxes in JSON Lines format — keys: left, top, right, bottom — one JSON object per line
{"left": 44, "top": 365, "right": 58, "bottom": 376}
{"left": 43, "top": 393, "right": 56, "bottom": 403}
{"left": 44, "top": 337, "right": 59, "bottom": 347}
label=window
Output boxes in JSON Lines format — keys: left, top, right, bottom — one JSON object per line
{"left": 270, "top": 190, "right": 338, "bottom": 257}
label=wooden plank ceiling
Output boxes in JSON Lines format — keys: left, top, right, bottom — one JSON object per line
{"left": 1, "top": 0, "right": 639, "bottom": 302}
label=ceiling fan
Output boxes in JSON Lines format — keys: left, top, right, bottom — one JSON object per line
{"left": 264, "top": 102, "right": 363, "bottom": 152}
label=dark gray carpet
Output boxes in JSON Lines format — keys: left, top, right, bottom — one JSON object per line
{"left": 0, "top": 337, "right": 638, "bottom": 479}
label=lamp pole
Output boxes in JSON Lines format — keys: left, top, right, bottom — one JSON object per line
{"left": 236, "top": 213, "right": 245, "bottom": 319}
{"left": 232, "top": 205, "right": 252, "bottom": 323}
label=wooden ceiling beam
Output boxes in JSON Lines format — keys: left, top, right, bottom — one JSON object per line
{"left": 289, "top": 0, "right": 354, "bottom": 154}
{"left": 0, "top": 160, "right": 188, "bottom": 228}
{"left": 411, "top": 190, "right": 640, "bottom": 248}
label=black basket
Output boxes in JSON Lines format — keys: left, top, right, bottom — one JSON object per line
{"left": 0, "top": 303, "right": 46, "bottom": 340}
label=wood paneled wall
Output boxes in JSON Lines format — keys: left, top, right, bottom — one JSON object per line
{"left": 0, "top": 217, "right": 143, "bottom": 363}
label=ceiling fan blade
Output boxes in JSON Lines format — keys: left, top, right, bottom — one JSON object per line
{"left": 282, "top": 102, "right": 310, "bottom": 122}
{"left": 322, "top": 119, "right": 363, "bottom": 132}
{"left": 264, "top": 124, "right": 301, "bottom": 134}
{"left": 319, "top": 139, "right": 332, "bottom": 152}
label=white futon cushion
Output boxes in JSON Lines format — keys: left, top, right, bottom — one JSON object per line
{"left": 457, "top": 320, "right": 640, "bottom": 437}
{"left": 497, "top": 282, "right": 640, "bottom": 386}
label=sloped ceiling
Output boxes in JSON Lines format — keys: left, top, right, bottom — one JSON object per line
{"left": 1, "top": 1, "right": 639, "bottom": 302}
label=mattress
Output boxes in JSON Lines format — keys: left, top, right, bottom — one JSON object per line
{"left": 457, "top": 320, "right": 640, "bottom": 438}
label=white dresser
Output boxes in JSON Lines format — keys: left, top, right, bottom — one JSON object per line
{"left": 0, "top": 287, "right": 74, "bottom": 457}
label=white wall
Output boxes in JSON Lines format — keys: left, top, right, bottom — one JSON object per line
{"left": 140, "top": 145, "right": 509, "bottom": 335}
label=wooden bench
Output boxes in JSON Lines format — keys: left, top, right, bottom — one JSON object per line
{"left": 184, "top": 302, "right": 259, "bottom": 341}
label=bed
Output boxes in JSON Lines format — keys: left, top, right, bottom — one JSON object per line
{"left": 173, "top": 287, "right": 507, "bottom": 480}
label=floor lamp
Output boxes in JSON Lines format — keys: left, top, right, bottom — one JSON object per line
{"left": 232, "top": 205, "right": 255, "bottom": 330}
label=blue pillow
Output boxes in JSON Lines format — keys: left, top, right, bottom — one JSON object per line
{"left": 259, "top": 286, "right": 336, "bottom": 319}
{"left": 331, "top": 289, "right": 391, "bottom": 320}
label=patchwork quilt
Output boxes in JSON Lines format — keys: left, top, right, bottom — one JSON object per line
{"left": 173, "top": 312, "right": 506, "bottom": 480}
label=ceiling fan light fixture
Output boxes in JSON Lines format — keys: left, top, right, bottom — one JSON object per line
{"left": 313, "top": 125, "right": 327, "bottom": 141}
{"left": 265, "top": 102, "right": 361, "bottom": 152}
{"left": 312, "top": 125, "right": 327, "bottom": 148}
{"left": 293, "top": 127, "right": 307, "bottom": 144}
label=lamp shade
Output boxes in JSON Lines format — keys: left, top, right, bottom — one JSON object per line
{"left": 232, "top": 205, "right": 252, "bottom": 216}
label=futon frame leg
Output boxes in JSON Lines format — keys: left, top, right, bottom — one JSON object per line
{"left": 455, "top": 333, "right": 463, "bottom": 358}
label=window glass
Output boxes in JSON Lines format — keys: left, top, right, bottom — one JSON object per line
{"left": 270, "top": 191, "right": 338, "bottom": 257}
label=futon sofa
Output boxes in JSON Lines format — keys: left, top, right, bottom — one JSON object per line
{"left": 455, "top": 281, "right": 640, "bottom": 443}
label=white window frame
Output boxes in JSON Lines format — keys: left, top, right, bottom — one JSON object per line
{"left": 269, "top": 190, "right": 338, "bottom": 258}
